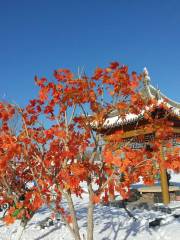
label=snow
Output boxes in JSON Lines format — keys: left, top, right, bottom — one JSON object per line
{"left": 1, "top": 199, "right": 180, "bottom": 240}
{"left": 1, "top": 175, "right": 180, "bottom": 240}
{"left": 170, "top": 173, "right": 180, "bottom": 184}
{"left": 103, "top": 113, "right": 142, "bottom": 128}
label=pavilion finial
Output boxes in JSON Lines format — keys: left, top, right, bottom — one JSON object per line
{"left": 155, "top": 88, "right": 161, "bottom": 100}
{"left": 143, "top": 67, "right": 151, "bottom": 86}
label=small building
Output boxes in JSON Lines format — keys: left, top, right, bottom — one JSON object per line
{"left": 92, "top": 68, "right": 180, "bottom": 205}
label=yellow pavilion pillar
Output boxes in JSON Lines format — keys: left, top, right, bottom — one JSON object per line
{"left": 159, "top": 146, "right": 170, "bottom": 205}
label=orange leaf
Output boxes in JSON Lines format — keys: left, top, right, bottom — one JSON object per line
{"left": 92, "top": 194, "right": 101, "bottom": 204}
{"left": 117, "top": 102, "right": 127, "bottom": 110}
{"left": 3, "top": 215, "right": 15, "bottom": 225}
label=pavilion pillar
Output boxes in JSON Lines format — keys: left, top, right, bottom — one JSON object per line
{"left": 159, "top": 146, "right": 170, "bottom": 205}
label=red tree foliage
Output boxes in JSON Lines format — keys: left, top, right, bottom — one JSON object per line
{"left": 0, "top": 62, "right": 179, "bottom": 240}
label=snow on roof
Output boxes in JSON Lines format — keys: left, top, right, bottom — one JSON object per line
{"left": 92, "top": 68, "right": 180, "bottom": 130}
{"left": 102, "top": 112, "right": 144, "bottom": 128}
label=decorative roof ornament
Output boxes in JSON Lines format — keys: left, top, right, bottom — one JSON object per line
{"left": 155, "top": 88, "right": 161, "bottom": 100}
{"left": 143, "top": 67, "right": 151, "bottom": 86}
{"left": 142, "top": 67, "right": 154, "bottom": 99}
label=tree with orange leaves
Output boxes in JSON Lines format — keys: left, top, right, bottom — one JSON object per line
{"left": 0, "top": 62, "right": 179, "bottom": 240}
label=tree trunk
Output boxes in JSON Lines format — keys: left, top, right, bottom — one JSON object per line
{"left": 87, "top": 183, "right": 94, "bottom": 240}
{"left": 66, "top": 192, "right": 81, "bottom": 240}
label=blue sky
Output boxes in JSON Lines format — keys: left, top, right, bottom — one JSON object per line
{"left": 0, "top": 0, "right": 180, "bottom": 106}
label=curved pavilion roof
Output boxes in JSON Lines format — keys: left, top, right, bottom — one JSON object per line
{"left": 92, "top": 68, "right": 180, "bottom": 131}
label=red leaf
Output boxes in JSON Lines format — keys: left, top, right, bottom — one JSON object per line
{"left": 92, "top": 194, "right": 101, "bottom": 204}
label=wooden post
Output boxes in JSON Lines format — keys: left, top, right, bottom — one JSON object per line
{"left": 159, "top": 146, "right": 170, "bottom": 205}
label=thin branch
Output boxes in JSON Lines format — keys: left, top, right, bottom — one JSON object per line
{"left": 69, "top": 104, "right": 76, "bottom": 125}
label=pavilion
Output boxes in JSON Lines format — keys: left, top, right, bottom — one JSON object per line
{"left": 92, "top": 68, "right": 180, "bottom": 205}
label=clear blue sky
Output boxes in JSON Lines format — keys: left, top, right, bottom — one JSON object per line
{"left": 0, "top": 0, "right": 180, "bottom": 106}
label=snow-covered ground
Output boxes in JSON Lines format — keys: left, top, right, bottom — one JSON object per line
{"left": 170, "top": 172, "right": 180, "bottom": 184}
{"left": 1, "top": 173, "right": 180, "bottom": 240}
